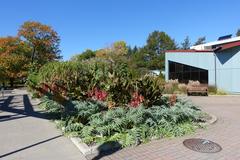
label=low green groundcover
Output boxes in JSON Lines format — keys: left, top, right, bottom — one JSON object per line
{"left": 40, "top": 96, "right": 207, "bottom": 148}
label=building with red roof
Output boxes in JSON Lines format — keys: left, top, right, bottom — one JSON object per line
{"left": 165, "top": 35, "right": 240, "bottom": 93}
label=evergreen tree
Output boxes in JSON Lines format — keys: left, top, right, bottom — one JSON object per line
{"left": 194, "top": 37, "right": 206, "bottom": 46}
{"left": 143, "top": 31, "right": 177, "bottom": 70}
{"left": 146, "top": 31, "right": 177, "bottom": 55}
{"left": 236, "top": 29, "right": 240, "bottom": 37}
{"left": 181, "top": 36, "right": 191, "bottom": 49}
{"left": 71, "top": 49, "right": 96, "bottom": 61}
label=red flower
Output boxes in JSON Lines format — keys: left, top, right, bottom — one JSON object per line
{"left": 88, "top": 88, "right": 108, "bottom": 101}
{"left": 130, "top": 92, "right": 144, "bottom": 107}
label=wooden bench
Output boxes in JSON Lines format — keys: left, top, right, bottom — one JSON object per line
{"left": 187, "top": 84, "right": 208, "bottom": 96}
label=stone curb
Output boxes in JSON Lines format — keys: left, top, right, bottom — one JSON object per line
{"left": 163, "top": 94, "right": 240, "bottom": 97}
{"left": 28, "top": 89, "right": 218, "bottom": 157}
{"left": 70, "top": 137, "right": 121, "bottom": 156}
{"left": 208, "top": 95, "right": 240, "bottom": 97}
{"left": 69, "top": 114, "right": 218, "bottom": 157}
{"left": 207, "top": 113, "right": 218, "bottom": 125}
{"left": 200, "top": 113, "right": 218, "bottom": 127}
{"left": 70, "top": 137, "right": 100, "bottom": 156}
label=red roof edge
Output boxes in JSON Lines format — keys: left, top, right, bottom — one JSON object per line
{"left": 215, "top": 41, "right": 240, "bottom": 52}
{"left": 166, "top": 49, "right": 213, "bottom": 53}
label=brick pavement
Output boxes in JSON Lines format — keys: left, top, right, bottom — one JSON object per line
{"left": 1, "top": 89, "right": 240, "bottom": 160}
{"left": 88, "top": 96, "right": 240, "bottom": 160}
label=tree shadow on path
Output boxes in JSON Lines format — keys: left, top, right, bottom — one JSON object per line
{"left": 0, "top": 94, "right": 49, "bottom": 122}
{"left": 0, "top": 135, "right": 62, "bottom": 159}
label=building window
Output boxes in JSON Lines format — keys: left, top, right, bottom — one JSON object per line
{"left": 168, "top": 61, "right": 208, "bottom": 84}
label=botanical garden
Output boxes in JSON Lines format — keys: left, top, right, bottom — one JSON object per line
{"left": 1, "top": 21, "right": 208, "bottom": 149}
{"left": 27, "top": 59, "right": 207, "bottom": 148}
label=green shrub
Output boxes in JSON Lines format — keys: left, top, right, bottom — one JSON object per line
{"left": 31, "top": 91, "right": 41, "bottom": 99}
{"left": 39, "top": 96, "right": 64, "bottom": 116}
{"left": 133, "top": 75, "right": 164, "bottom": 107}
{"left": 216, "top": 89, "right": 227, "bottom": 95}
{"left": 163, "top": 83, "right": 179, "bottom": 94}
{"left": 208, "top": 86, "right": 227, "bottom": 95}
{"left": 104, "top": 63, "right": 133, "bottom": 106}
{"left": 29, "top": 60, "right": 167, "bottom": 108}
{"left": 40, "top": 95, "right": 206, "bottom": 148}
{"left": 208, "top": 85, "right": 217, "bottom": 94}
{"left": 65, "top": 97, "right": 204, "bottom": 147}
{"left": 30, "top": 60, "right": 207, "bottom": 148}
{"left": 26, "top": 72, "right": 40, "bottom": 90}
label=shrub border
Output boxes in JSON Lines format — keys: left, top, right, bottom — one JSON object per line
{"left": 68, "top": 113, "right": 217, "bottom": 157}
{"left": 29, "top": 91, "right": 218, "bottom": 157}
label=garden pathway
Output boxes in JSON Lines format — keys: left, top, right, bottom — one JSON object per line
{"left": 87, "top": 95, "right": 240, "bottom": 160}
{"left": 1, "top": 89, "right": 240, "bottom": 160}
{"left": 0, "top": 89, "right": 87, "bottom": 160}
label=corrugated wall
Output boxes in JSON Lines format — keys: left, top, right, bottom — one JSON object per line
{"left": 165, "top": 49, "right": 240, "bottom": 93}
{"left": 165, "top": 52, "right": 215, "bottom": 85}
{"left": 216, "top": 47, "right": 240, "bottom": 93}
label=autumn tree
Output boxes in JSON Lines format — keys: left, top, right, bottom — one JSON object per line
{"left": 0, "top": 36, "right": 30, "bottom": 57}
{"left": 0, "top": 55, "right": 29, "bottom": 87}
{"left": 0, "top": 36, "right": 31, "bottom": 86}
{"left": 18, "top": 21, "right": 61, "bottom": 65}
{"left": 95, "top": 41, "right": 128, "bottom": 59}
{"left": 112, "top": 41, "right": 128, "bottom": 56}
{"left": 0, "top": 65, "right": 5, "bottom": 84}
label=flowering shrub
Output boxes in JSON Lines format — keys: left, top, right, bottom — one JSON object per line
{"left": 130, "top": 92, "right": 144, "bottom": 107}
{"left": 30, "top": 61, "right": 165, "bottom": 108}
{"left": 169, "top": 94, "right": 177, "bottom": 106}
{"left": 88, "top": 88, "right": 108, "bottom": 101}
{"left": 134, "top": 75, "right": 164, "bottom": 107}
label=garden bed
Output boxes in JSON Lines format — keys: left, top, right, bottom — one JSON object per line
{"left": 38, "top": 95, "right": 209, "bottom": 156}
{"left": 28, "top": 60, "right": 210, "bottom": 156}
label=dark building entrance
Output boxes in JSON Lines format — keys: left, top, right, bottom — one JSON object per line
{"left": 168, "top": 61, "right": 208, "bottom": 84}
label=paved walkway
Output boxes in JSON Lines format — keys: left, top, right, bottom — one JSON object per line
{"left": 1, "top": 90, "right": 240, "bottom": 160}
{"left": 87, "top": 96, "right": 240, "bottom": 160}
{"left": 0, "top": 89, "right": 86, "bottom": 160}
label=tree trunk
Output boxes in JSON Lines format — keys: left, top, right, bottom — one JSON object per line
{"left": 10, "top": 78, "right": 14, "bottom": 88}
{"left": 31, "top": 47, "right": 36, "bottom": 63}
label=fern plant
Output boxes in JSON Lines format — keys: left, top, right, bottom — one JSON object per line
{"left": 40, "top": 95, "right": 206, "bottom": 148}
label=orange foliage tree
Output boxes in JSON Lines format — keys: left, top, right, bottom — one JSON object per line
{"left": 0, "top": 21, "right": 62, "bottom": 87}
{"left": 95, "top": 41, "right": 128, "bottom": 59}
{"left": 0, "top": 36, "right": 30, "bottom": 57}
{"left": 18, "top": 21, "right": 61, "bottom": 65}
{"left": 0, "top": 55, "right": 30, "bottom": 87}
{"left": 0, "top": 36, "right": 31, "bottom": 86}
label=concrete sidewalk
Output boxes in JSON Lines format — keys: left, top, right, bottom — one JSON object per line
{"left": 2, "top": 90, "right": 240, "bottom": 160}
{"left": 0, "top": 89, "right": 86, "bottom": 160}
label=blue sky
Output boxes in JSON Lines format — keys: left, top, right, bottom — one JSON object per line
{"left": 0, "top": 0, "right": 240, "bottom": 60}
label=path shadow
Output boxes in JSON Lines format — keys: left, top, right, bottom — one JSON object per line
{"left": 0, "top": 94, "right": 49, "bottom": 121}
{"left": 0, "top": 135, "right": 62, "bottom": 159}
{"left": 23, "top": 95, "right": 34, "bottom": 113}
{"left": 0, "top": 115, "right": 28, "bottom": 122}
{"left": 88, "top": 141, "right": 121, "bottom": 160}
{"left": 0, "top": 113, "right": 28, "bottom": 122}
